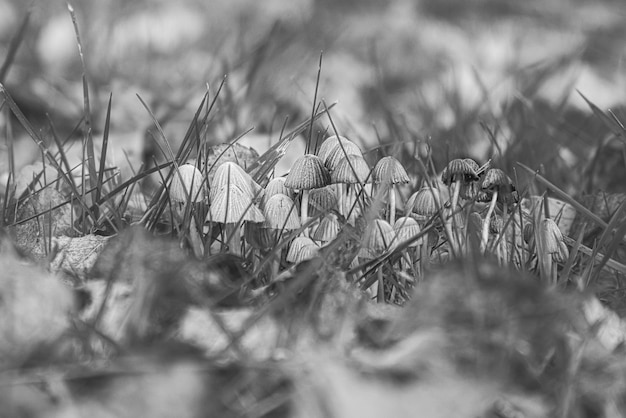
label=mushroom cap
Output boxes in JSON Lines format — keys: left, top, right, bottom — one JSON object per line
{"left": 312, "top": 213, "right": 340, "bottom": 242}
{"left": 169, "top": 164, "right": 204, "bottom": 203}
{"left": 284, "top": 154, "right": 331, "bottom": 190}
{"left": 263, "top": 177, "right": 294, "bottom": 206}
{"left": 317, "top": 135, "right": 363, "bottom": 172}
{"left": 286, "top": 236, "right": 318, "bottom": 263}
{"left": 481, "top": 168, "right": 514, "bottom": 194}
{"left": 331, "top": 154, "right": 371, "bottom": 184}
{"left": 393, "top": 216, "right": 422, "bottom": 247}
{"left": 210, "top": 161, "right": 263, "bottom": 201}
{"left": 208, "top": 183, "right": 265, "bottom": 224}
{"left": 405, "top": 187, "right": 441, "bottom": 218}
{"left": 540, "top": 218, "right": 563, "bottom": 254}
{"left": 263, "top": 193, "right": 301, "bottom": 230}
{"left": 308, "top": 186, "right": 339, "bottom": 217}
{"left": 373, "top": 156, "right": 410, "bottom": 185}
{"left": 441, "top": 158, "right": 479, "bottom": 186}
{"left": 359, "top": 218, "right": 396, "bottom": 258}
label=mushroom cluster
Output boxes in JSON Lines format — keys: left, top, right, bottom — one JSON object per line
{"left": 162, "top": 135, "right": 569, "bottom": 303}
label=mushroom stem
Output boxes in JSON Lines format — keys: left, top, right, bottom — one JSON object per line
{"left": 377, "top": 267, "right": 384, "bottom": 303}
{"left": 420, "top": 232, "right": 430, "bottom": 273}
{"left": 225, "top": 223, "right": 242, "bottom": 256}
{"left": 388, "top": 185, "right": 396, "bottom": 224}
{"left": 301, "top": 190, "right": 310, "bottom": 236}
{"left": 481, "top": 190, "right": 498, "bottom": 253}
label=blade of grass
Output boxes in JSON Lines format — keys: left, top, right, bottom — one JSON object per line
{"left": 96, "top": 93, "right": 113, "bottom": 203}
{"left": 517, "top": 162, "right": 607, "bottom": 229}
{"left": 0, "top": 8, "right": 30, "bottom": 83}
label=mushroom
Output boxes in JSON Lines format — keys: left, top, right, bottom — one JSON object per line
{"left": 537, "top": 218, "right": 567, "bottom": 284}
{"left": 263, "top": 177, "right": 294, "bottom": 207}
{"left": 374, "top": 156, "right": 410, "bottom": 225}
{"left": 358, "top": 219, "right": 396, "bottom": 303}
{"left": 331, "top": 154, "right": 371, "bottom": 219}
{"left": 169, "top": 163, "right": 205, "bottom": 256}
{"left": 208, "top": 183, "right": 264, "bottom": 256}
{"left": 479, "top": 168, "right": 514, "bottom": 254}
{"left": 262, "top": 193, "right": 302, "bottom": 278}
{"left": 405, "top": 186, "right": 441, "bottom": 271}
{"left": 169, "top": 163, "right": 204, "bottom": 204}
{"left": 317, "top": 135, "right": 362, "bottom": 173}
{"left": 312, "top": 212, "right": 341, "bottom": 243}
{"left": 284, "top": 154, "right": 331, "bottom": 232}
{"left": 393, "top": 216, "right": 422, "bottom": 276}
{"left": 286, "top": 236, "right": 318, "bottom": 264}
{"left": 307, "top": 186, "right": 339, "bottom": 218}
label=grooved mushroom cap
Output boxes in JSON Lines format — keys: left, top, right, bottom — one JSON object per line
{"left": 263, "top": 194, "right": 301, "bottom": 230}
{"left": 263, "top": 177, "right": 293, "bottom": 205}
{"left": 441, "top": 158, "right": 479, "bottom": 186}
{"left": 308, "top": 186, "right": 339, "bottom": 217}
{"left": 405, "top": 187, "right": 441, "bottom": 218}
{"left": 170, "top": 164, "right": 204, "bottom": 203}
{"left": 540, "top": 218, "right": 563, "bottom": 254}
{"left": 359, "top": 219, "right": 396, "bottom": 258}
{"left": 393, "top": 216, "right": 422, "bottom": 247}
{"left": 284, "top": 154, "right": 331, "bottom": 190}
{"left": 373, "top": 156, "right": 410, "bottom": 185}
{"left": 286, "top": 236, "right": 318, "bottom": 263}
{"left": 481, "top": 168, "right": 514, "bottom": 194}
{"left": 312, "top": 213, "right": 340, "bottom": 242}
{"left": 210, "top": 162, "right": 262, "bottom": 201}
{"left": 331, "top": 155, "right": 371, "bottom": 184}
{"left": 317, "top": 136, "right": 363, "bottom": 172}
{"left": 208, "top": 183, "right": 265, "bottom": 224}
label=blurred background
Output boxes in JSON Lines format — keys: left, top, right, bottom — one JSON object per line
{"left": 1, "top": 0, "right": 626, "bottom": 193}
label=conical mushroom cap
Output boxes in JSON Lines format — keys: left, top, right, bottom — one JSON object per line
{"left": 406, "top": 187, "right": 441, "bottom": 218}
{"left": 331, "top": 154, "right": 371, "bottom": 184}
{"left": 284, "top": 154, "right": 330, "bottom": 190}
{"left": 263, "top": 193, "right": 301, "bottom": 230}
{"left": 540, "top": 218, "right": 563, "bottom": 254}
{"left": 208, "top": 183, "right": 265, "bottom": 224}
{"left": 263, "top": 177, "right": 294, "bottom": 206}
{"left": 170, "top": 164, "right": 204, "bottom": 203}
{"left": 393, "top": 216, "right": 422, "bottom": 247}
{"left": 210, "top": 161, "right": 263, "bottom": 201}
{"left": 441, "top": 158, "right": 478, "bottom": 186}
{"left": 373, "top": 156, "right": 410, "bottom": 185}
{"left": 308, "top": 186, "right": 339, "bottom": 217}
{"left": 286, "top": 236, "right": 318, "bottom": 263}
{"left": 323, "top": 140, "right": 363, "bottom": 172}
{"left": 359, "top": 219, "right": 396, "bottom": 258}
{"left": 317, "top": 135, "right": 358, "bottom": 163}
{"left": 481, "top": 168, "right": 514, "bottom": 194}
{"left": 312, "top": 213, "right": 340, "bottom": 242}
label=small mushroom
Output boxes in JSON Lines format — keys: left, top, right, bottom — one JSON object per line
{"left": 285, "top": 154, "right": 331, "bottom": 231}
{"left": 393, "top": 216, "right": 422, "bottom": 275}
{"left": 317, "top": 135, "right": 362, "bottom": 172}
{"left": 480, "top": 168, "right": 514, "bottom": 254}
{"left": 359, "top": 219, "right": 396, "bottom": 303}
{"left": 331, "top": 154, "right": 371, "bottom": 218}
{"left": 405, "top": 187, "right": 441, "bottom": 271}
{"left": 373, "top": 156, "right": 410, "bottom": 224}
{"left": 312, "top": 212, "right": 341, "bottom": 243}
{"left": 208, "top": 183, "right": 264, "bottom": 256}
{"left": 308, "top": 186, "right": 339, "bottom": 218}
